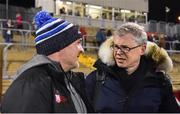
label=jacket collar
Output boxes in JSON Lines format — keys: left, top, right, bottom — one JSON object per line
{"left": 14, "top": 54, "right": 64, "bottom": 80}
{"left": 98, "top": 37, "right": 173, "bottom": 73}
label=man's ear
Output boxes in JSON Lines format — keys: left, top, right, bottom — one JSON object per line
{"left": 140, "top": 43, "right": 146, "bottom": 55}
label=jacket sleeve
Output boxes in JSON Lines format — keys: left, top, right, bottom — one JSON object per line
{"left": 158, "top": 74, "right": 180, "bottom": 112}
{"left": 85, "top": 71, "right": 97, "bottom": 103}
{"left": 1, "top": 69, "right": 53, "bottom": 113}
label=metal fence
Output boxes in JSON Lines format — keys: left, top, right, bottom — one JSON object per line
{"left": 0, "top": 27, "right": 35, "bottom": 45}
{"left": 0, "top": 43, "right": 35, "bottom": 79}
{"left": 61, "top": 15, "right": 180, "bottom": 37}
{"left": 0, "top": 41, "right": 180, "bottom": 79}
{"left": 0, "top": 19, "right": 34, "bottom": 31}
{"left": 59, "top": 15, "right": 180, "bottom": 37}
{"left": 148, "top": 20, "right": 180, "bottom": 38}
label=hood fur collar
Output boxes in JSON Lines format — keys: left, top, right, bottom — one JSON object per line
{"left": 98, "top": 37, "right": 173, "bottom": 73}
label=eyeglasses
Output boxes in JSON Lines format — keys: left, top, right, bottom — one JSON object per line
{"left": 110, "top": 44, "right": 142, "bottom": 53}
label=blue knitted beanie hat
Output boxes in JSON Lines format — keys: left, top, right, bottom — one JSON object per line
{"left": 34, "top": 11, "right": 82, "bottom": 55}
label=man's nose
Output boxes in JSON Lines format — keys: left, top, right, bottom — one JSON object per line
{"left": 116, "top": 48, "right": 125, "bottom": 55}
{"left": 80, "top": 44, "right": 84, "bottom": 53}
{"left": 116, "top": 48, "right": 128, "bottom": 58}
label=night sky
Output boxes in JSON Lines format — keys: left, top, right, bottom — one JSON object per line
{"left": 148, "top": 0, "right": 180, "bottom": 23}
{"left": 0, "top": 0, "right": 180, "bottom": 23}
{"left": 0, "top": 0, "right": 35, "bottom": 8}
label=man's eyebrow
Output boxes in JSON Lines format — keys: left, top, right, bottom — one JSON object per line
{"left": 114, "top": 44, "right": 129, "bottom": 47}
{"left": 121, "top": 45, "right": 129, "bottom": 48}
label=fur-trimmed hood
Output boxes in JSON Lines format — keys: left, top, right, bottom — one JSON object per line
{"left": 98, "top": 37, "right": 173, "bottom": 73}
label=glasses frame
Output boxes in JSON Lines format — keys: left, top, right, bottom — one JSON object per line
{"left": 110, "top": 44, "right": 142, "bottom": 54}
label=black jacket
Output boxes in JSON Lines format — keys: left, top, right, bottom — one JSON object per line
{"left": 1, "top": 55, "right": 93, "bottom": 113}
{"left": 86, "top": 56, "right": 180, "bottom": 112}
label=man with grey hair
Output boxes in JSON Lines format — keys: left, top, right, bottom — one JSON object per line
{"left": 85, "top": 22, "right": 179, "bottom": 112}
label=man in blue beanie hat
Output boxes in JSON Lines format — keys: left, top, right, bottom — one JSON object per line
{"left": 1, "top": 11, "right": 93, "bottom": 113}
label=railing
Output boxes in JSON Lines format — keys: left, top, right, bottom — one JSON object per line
{"left": 0, "top": 41, "right": 180, "bottom": 79}
{"left": 59, "top": 14, "right": 131, "bottom": 29}
{"left": 0, "top": 43, "right": 35, "bottom": 79}
{"left": 0, "top": 27, "right": 35, "bottom": 45}
{"left": 0, "top": 19, "right": 33, "bottom": 30}
{"left": 57, "top": 15, "right": 180, "bottom": 37}
{"left": 82, "top": 35, "right": 99, "bottom": 49}
{"left": 148, "top": 20, "right": 180, "bottom": 37}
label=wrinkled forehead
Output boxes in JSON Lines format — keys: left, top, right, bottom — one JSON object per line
{"left": 113, "top": 34, "right": 138, "bottom": 45}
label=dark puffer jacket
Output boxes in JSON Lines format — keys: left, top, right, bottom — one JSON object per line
{"left": 85, "top": 38, "right": 179, "bottom": 112}
{"left": 86, "top": 57, "right": 179, "bottom": 112}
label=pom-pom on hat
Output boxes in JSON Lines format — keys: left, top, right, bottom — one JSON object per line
{"left": 34, "top": 11, "right": 82, "bottom": 55}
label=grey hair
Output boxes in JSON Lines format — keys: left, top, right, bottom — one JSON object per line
{"left": 114, "top": 22, "right": 147, "bottom": 44}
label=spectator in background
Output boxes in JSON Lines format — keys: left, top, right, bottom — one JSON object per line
{"left": 75, "top": 10, "right": 80, "bottom": 16}
{"left": 31, "top": 20, "right": 36, "bottom": 38}
{"left": 102, "top": 13, "right": 107, "bottom": 19}
{"left": 159, "top": 34, "right": 166, "bottom": 48}
{"left": 148, "top": 34, "right": 155, "bottom": 42}
{"left": 96, "top": 16, "right": 99, "bottom": 19}
{"left": 68, "top": 9, "right": 72, "bottom": 15}
{"left": 106, "top": 29, "right": 112, "bottom": 38}
{"left": 177, "top": 34, "right": 180, "bottom": 42}
{"left": 60, "top": 7, "right": 66, "bottom": 14}
{"left": 80, "top": 26, "right": 87, "bottom": 49}
{"left": 1, "top": 11, "right": 93, "bottom": 113}
{"left": 16, "top": 13, "right": 23, "bottom": 29}
{"left": 96, "top": 28, "right": 106, "bottom": 46}
{"left": 3, "top": 19, "right": 14, "bottom": 43}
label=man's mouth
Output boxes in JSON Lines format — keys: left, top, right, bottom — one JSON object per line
{"left": 116, "top": 58, "right": 126, "bottom": 63}
{"left": 117, "top": 58, "right": 126, "bottom": 60}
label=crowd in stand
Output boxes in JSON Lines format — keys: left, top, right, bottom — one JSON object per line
{"left": 147, "top": 32, "right": 180, "bottom": 50}
{"left": 79, "top": 25, "right": 180, "bottom": 51}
